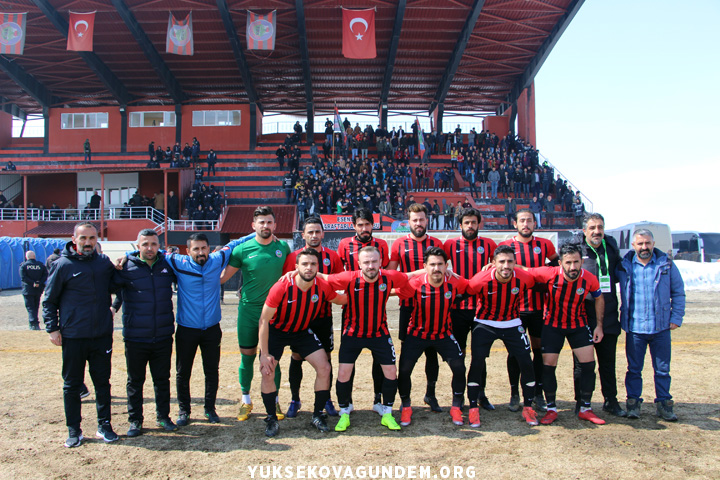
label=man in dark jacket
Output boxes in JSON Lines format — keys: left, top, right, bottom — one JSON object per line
{"left": 20, "top": 251, "right": 48, "bottom": 330}
{"left": 275, "top": 144, "right": 287, "bottom": 170}
{"left": 167, "top": 191, "right": 179, "bottom": 220}
{"left": 46, "top": 248, "right": 62, "bottom": 269}
{"left": 572, "top": 213, "right": 626, "bottom": 417}
{"left": 113, "top": 229, "right": 178, "bottom": 437}
{"left": 43, "top": 222, "right": 118, "bottom": 448}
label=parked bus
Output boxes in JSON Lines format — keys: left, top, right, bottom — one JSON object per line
{"left": 672, "top": 231, "right": 720, "bottom": 263}
{"left": 606, "top": 221, "right": 672, "bottom": 258}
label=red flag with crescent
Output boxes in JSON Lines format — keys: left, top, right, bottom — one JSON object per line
{"left": 67, "top": 11, "right": 95, "bottom": 52}
{"left": 342, "top": 8, "right": 375, "bottom": 59}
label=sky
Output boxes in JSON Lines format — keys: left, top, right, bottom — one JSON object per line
{"left": 534, "top": 0, "right": 720, "bottom": 231}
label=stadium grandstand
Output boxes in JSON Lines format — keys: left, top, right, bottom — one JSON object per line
{"left": 0, "top": 0, "right": 590, "bottom": 243}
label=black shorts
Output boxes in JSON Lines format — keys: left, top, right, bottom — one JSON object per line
{"left": 401, "top": 334, "right": 463, "bottom": 365}
{"left": 268, "top": 328, "right": 324, "bottom": 362}
{"left": 291, "top": 316, "right": 333, "bottom": 354}
{"left": 520, "top": 310, "right": 544, "bottom": 338}
{"left": 399, "top": 305, "right": 413, "bottom": 341}
{"left": 450, "top": 309, "right": 475, "bottom": 352}
{"left": 541, "top": 325, "right": 593, "bottom": 354}
{"left": 338, "top": 334, "right": 396, "bottom": 365}
{"left": 471, "top": 322, "right": 531, "bottom": 359}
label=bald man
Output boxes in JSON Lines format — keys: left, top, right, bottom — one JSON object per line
{"left": 20, "top": 251, "right": 48, "bottom": 330}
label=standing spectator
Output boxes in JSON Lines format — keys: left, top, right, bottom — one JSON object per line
{"left": 504, "top": 196, "right": 517, "bottom": 228}
{"left": 283, "top": 172, "right": 294, "bottom": 204}
{"left": 194, "top": 165, "right": 204, "bottom": 184}
{"left": 443, "top": 201, "right": 454, "bottom": 230}
{"left": 167, "top": 191, "right": 179, "bottom": 220}
{"left": 46, "top": 248, "right": 61, "bottom": 269}
{"left": 573, "top": 197, "right": 585, "bottom": 228}
{"left": 275, "top": 144, "right": 287, "bottom": 170}
{"left": 43, "top": 223, "right": 118, "bottom": 447}
{"left": 488, "top": 167, "right": 500, "bottom": 200}
{"left": 431, "top": 200, "right": 440, "bottom": 230}
{"left": 544, "top": 194, "right": 556, "bottom": 228}
{"left": 113, "top": 229, "right": 178, "bottom": 437}
{"left": 148, "top": 141, "right": 155, "bottom": 161}
{"left": 183, "top": 143, "right": 192, "bottom": 165}
{"left": 192, "top": 137, "right": 201, "bottom": 166}
{"left": 617, "top": 229, "right": 685, "bottom": 421}
{"left": 153, "top": 191, "right": 164, "bottom": 215}
{"left": 207, "top": 149, "right": 217, "bottom": 176}
{"left": 20, "top": 251, "right": 48, "bottom": 330}
{"left": 83, "top": 139, "right": 91, "bottom": 164}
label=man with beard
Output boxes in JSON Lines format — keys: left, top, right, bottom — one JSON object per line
{"left": 282, "top": 218, "right": 344, "bottom": 418}
{"left": 395, "top": 247, "right": 469, "bottom": 427}
{"left": 572, "top": 213, "right": 626, "bottom": 417}
{"left": 526, "top": 243, "right": 606, "bottom": 425}
{"left": 161, "top": 232, "right": 253, "bottom": 426}
{"left": 388, "top": 203, "right": 445, "bottom": 412}
{"left": 466, "top": 246, "right": 538, "bottom": 427}
{"left": 258, "top": 249, "right": 347, "bottom": 437}
{"left": 499, "top": 209, "right": 557, "bottom": 412}
{"left": 43, "top": 223, "right": 117, "bottom": 447}
{"left": 616, "top": 229, "right": 685, "bottom": 421}
{"left": 337, "top": 208, "right": 389, "bottom": 410}
{"left": 322, "top": 247, "right": 411, "bottom": 432}
{"left": 222, "top": 206, "right": 291, "bottom": 422}
{"left": 443, "top": 208, "right": 497, "bottom": 409}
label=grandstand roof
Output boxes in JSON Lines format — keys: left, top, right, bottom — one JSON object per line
{"left": 0, "top": 0, "right": 582, "bottom": 118}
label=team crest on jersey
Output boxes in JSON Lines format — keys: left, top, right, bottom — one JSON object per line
{"left": 275, "top": 249, "right": 282, "bottom": 257}
{"left": 511, "top": 287, "right": 520, "bottom": 295}
{"left": 576, "top": 287, "right": 585, "bottom": 295}
{"left": 311, "top": 294, "right": 319, "bottom": 303}
{"left": 533, "top": 246, "right": 542, "bottom": 254}
{"left": 444, "top": 291, "right": 452, "bottom": 299}
{"left": 518, "top": 326, "right": 525, "bottom": 334}
{"left": 477, "top": 246, "right": 485, "bottom": 254}
{"left": 323, "top": 258, "right": 331, "bottom": 266}
{"left": 379, "top": 283, "right": 387, "bottom": 292}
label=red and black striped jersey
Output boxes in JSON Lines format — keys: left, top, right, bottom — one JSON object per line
{"left": 337, "top": 236, "right": 390, "bottom": 271}
{"left": 327, "top": 269, "right": 408, "bottom": 338}
{"left": 468, "top": 269, "right": 535, "bottom": 322}
{"left": 498, "top": 236, "right": 557, "bottom": 312}
{"left": 529, "top": 266, "right": 601, "bottom": 329}
{"left": 444, "top": 235, "right": 498, "bottom": 310}
{"left": 396, "top": 274, "right": 469, "bottom": 340}
{"left": 390, "top": 234, "right": 444, "bottom": 307}
{"left": 283, "top": 247, "right": 344, "bottom": 318}
{"left": 264, "top": 276, "right": 338, "bottom": 333}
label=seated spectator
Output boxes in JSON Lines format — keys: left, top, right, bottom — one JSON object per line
{"left": 183, "top": 143, "right": 192, "bottom": 165}
{"left": 194, "top": 165, "right": 204, "bottom": 183}
{"left": 4, "top": 160, "right": 16, "bottom": 171}
{"left": 191, "top": 204, "right": 205, "bottom": 229}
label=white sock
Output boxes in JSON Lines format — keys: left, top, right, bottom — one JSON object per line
{"left": 275, "top": 395, "right": 279, "bottom": 403}
{"left": 383, "top": 405, "right": 393, "bottom": 415}
{"left": 579, "top": 406, "right": 591, "bottom": 413}
{"left": 242, "top": 394, "right": 251, "bottom": 405}
{"left": 339, "top": 407, "right": 350, "bottom": 415}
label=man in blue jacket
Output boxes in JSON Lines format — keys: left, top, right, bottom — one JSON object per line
{"left": 113, "top": 229, "right": 178, "bottom": 437}
{"left": 43, "top": 222, "right": 118, "bottom": 448}
{"left": 164, "top": 232, "right": 252, "bottom": 426}
{"left": 616, "top": 228, "right": 685, "bottom": 421}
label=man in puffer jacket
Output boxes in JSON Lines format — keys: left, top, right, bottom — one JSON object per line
{"left": 112, "top": 229, "right": 178, "bottom": 437}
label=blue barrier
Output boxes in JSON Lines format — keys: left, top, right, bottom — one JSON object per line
{"left": 0, "top": 237, "right": 66, "bottom": 290}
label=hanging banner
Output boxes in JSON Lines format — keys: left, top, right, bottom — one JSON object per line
{"left": 166, "top": 12, "right": 193, "bottom": 56}
{"left": 67, "top": 11, "right": 96, "bottom": 52}
{"left": 246, "top": 10, "right": 276, "bottom": 50}
{"left": 0, "top": 12, "right": 26, "bottom": 55}
{"left": 342, "top": 8, "right": 375, "bottom": 59}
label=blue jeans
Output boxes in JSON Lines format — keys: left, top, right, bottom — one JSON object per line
{"left": 625, "top": 329, "right": 672, "bottom": 402}
{"left": 491, "top": 181, "right": 498, "bottom": 199}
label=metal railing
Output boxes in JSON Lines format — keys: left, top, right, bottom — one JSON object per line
{"left": 537, "top": 152, "right": 593, "bottom": 213}
{"left": 168, "top": 218, "right": 220, "bottom": 231}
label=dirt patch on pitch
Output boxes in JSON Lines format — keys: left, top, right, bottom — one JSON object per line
{"left": 0, "top": 291, "right": 719, "bottom": 479}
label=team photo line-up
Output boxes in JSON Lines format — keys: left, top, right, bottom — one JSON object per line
{"left": 36, "top": 203, "right": 685, "bottom": 446}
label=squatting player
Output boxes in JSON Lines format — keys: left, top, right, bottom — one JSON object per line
{"left": 282, "top": 217, "right": 344, "bottom": 418}
{"left": 466, "top": 245, "right": 539, "bottom": 427}
{"left": 443, "top": 207, "right": 497, "bottom": 410}
{"left": 323, "top": 246, "right": 412, "bottom": 432}
{"left": 388, "top": 203, "right": 445, "bottom": 412}
{"left": 395, "top": 247, "right": 468, "bottom": 427}
{"left": 499, "top": 208, "right": 557, "bottom": 411}
{"left": 221, "top": 206, "right": 290, "bottom": 422}
{"left": 336, "top": 208, "right": 390, "bottom": 411}
{"left": 526, "top": 242, "right": 606, "bottom": 425}
{"left": 258, "top": 249, "right": 347, "bottom": 437}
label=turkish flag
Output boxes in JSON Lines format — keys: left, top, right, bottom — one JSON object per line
{"left": 342, "top": 8, "right": 375, "bottom": 59}
{"left": 67, "top": 11, "right": 95, "bottom": 51}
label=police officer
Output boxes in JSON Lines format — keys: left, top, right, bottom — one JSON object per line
{"left": 20, "top": 251, "right": 48, "bottom": 330}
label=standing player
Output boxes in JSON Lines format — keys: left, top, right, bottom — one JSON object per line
{"left": 283, "top": 217, "right": 344, "bottom": 418}
{"left": 527, "top": 243, "right": 605, "bottom": 425}
{"left": 443, "top": 208, "right": 497, "bottom": 409}
{"left": 466, "top": 245, "right": 539, "bottom": 427}
{"left": 388, "top": 203, "right": 445, "bottom": 412}
{"left": 395, "top": 247, "right": 468, "bottom": 427}
{"left": 499, "top": 208, "right": 557, "bottom": 411}
{"left": 336, "top": 208, "right": 390, "bottom": 411}
{"left": 221, "top": 206, "right": 291, "bottom": 422}
{"left": 324, "top": 246, "right": 411, "bottom": 432}
{"left": 258, "top": 249, "right": 347, "bottom": 437}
